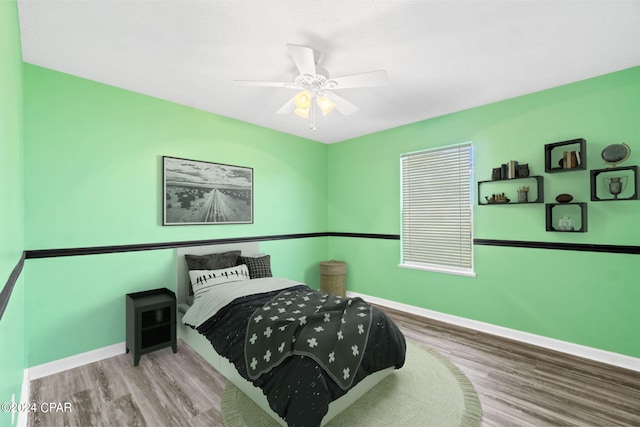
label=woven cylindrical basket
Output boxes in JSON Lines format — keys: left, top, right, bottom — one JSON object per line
{"left": 319, "top": 260, "right": 347, "bottom": 297}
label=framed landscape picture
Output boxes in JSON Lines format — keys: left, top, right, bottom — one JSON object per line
{"left": 163, "top": 156, "right": 253, "bottom": 225}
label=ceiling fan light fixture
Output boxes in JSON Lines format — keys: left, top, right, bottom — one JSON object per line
{"left": 236, "top": 44, "right": 387, "bottom": 132}
{"left": 294, "top": 90, "right": 311, "bottom": 109}
{"left": 294, "top": 107, "right": 309, "bottom": 118}
{"left": 316, "top": 95, "right": 336, "bottom": 116}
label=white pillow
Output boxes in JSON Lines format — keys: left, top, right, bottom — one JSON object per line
{"left": 189, "top": 264, "right": 250, "bottom": 298}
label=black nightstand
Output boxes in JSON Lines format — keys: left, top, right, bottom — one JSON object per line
{"left": 126, "top": 288, "right": 177, "bottom": 366}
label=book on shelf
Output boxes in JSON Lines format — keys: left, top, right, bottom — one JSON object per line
{"left": 507, "top": 160, "right": 518, "bottom": 179}
{"left": 563, "top": 151, "right": 579, "bottom": 169}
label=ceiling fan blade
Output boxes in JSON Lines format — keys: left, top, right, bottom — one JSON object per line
{"left": 276, "top": 97, "right": 296, "bottom": 115}
{"left": 234, "top": 80, "right": 296, "bottom": 88}
{"left": 325, "top": 92, "right": 360, "bottom": 116}
{"left": 328, "top": 70, "right": 388, "bottom": 89}
{"left": 287, "top": 44, "right": 317, "bottom": 76}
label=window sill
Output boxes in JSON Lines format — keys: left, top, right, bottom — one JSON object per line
{"left": 398, "top": 262, "right": 477, "bottom": 278}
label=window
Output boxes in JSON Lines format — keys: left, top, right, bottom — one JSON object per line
{"left": 400, "top": 143, "right": 475, "bottom": 277}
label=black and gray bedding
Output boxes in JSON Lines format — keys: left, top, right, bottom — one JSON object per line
{"left": 245, "top": 288, "right": 373, "bottom": 390}
{"left": 181, "top": 251, "right": 405, "bottom": 426}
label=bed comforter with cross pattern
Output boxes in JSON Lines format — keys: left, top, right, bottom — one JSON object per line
{"left": 193, "top": 279, "right": 406, "bottom": 427}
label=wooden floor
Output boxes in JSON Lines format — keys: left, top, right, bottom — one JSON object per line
{"left": 29, "top": 306, "right": 640, "bottom": 426}
{"left": 386, "top": 306, "right": 640, "bottom": 426}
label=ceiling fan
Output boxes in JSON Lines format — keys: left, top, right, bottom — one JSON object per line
{"left": 234, "top": 44, "right": 388, "bottom": 131}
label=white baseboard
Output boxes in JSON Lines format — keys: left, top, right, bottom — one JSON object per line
{"left": 349, "top": 291, "right": 640, "bottom": 372}
{"left": 28, "top": 342, "right": 126, "bottom": 381}
{"left": 22, "top": 293, "right": 640, "bottom": 389}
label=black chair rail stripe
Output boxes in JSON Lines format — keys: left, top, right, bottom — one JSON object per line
{"left": 23, "top": 234, "right": 640, "bottom": 259}
{"left": 24, "top": 232, "right": 401, "bottom": 259}
{"left": 25, "top": 233, "right": 330, "bottom": 259}
{"left": 3, "top": 235, "right": 638, "bottom": 322}
{"left": 474, "top": 239, "right": 640, "bottom": 254}
{"left": 0, "top": 252, "right": 26, "bottom": 321}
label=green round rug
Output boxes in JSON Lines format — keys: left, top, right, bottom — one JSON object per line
{"left": 221, "top": 339, "right": 482, "bottom": 427}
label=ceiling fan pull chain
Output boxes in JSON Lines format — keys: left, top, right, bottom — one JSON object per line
{"left": 309, "top": 98, "right": 317, "bottom": 131}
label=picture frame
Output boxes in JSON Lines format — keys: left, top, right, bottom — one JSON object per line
{"left": 163, "top": 156, "right": 253, "bottom": 225}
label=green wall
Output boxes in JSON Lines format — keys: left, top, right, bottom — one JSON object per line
{"left": 0, "top": 0, "right": 25, "bottom": 425}
{"left": 7, "top": 23, "right": 640, "bottom": 377}
{"left": 328, "top": 66, "right": 640, "bottom": 358}
{"left": 23, "top": 66, "right": 328, "bottom": 249}
{"left": 23, "top": 65, "right": 329, "bottom": 366}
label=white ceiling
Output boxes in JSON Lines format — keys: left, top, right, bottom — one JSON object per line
{"left": 17, "top": 0, "right": 640, "bottom": 144}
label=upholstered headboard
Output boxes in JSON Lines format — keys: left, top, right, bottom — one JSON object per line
{"left": 176, "top": 242, "right": 261, "bottom": 307}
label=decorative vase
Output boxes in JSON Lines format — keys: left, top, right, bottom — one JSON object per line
{"left": 605, "top": 176, "right": 627, "bottom": 199}
{"left": 517, "top": 189, "right": 528, "bottom": 203}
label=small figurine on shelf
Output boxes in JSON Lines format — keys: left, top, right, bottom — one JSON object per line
{"left": 558, "top": 216, "right": 574, "bottom": 231}
{"left": 485, "top": 193, "right": 510, "bottom": 204}
{"left": 517, "top": 186, "right": 529, "bottom": 203}
{"left": 555, "top": 193, "right": 573, "bottom": 203}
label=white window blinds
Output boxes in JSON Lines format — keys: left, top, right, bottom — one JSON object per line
{"left": 400, "top": 143, "right": 474, "bottom": 276}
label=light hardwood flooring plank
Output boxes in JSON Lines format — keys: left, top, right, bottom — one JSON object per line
{"left": 28, "top": 307, "right": 640, "bottom": 426}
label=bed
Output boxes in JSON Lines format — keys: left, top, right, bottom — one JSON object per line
{"left": 176, "top": 243, "right": 406, "bottom": 426}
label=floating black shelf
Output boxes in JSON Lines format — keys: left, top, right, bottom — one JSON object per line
{"left": 545, "top": 202, "right": 588, "bottom": 232}
{"left": 477, "top": 175, "right": 544, "bottom": 205}
{"left": 545, "top": 138, "right": 587, "bottom": 173}
{"left": 590, "top": 165, "right": 638, "bottom": 201}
